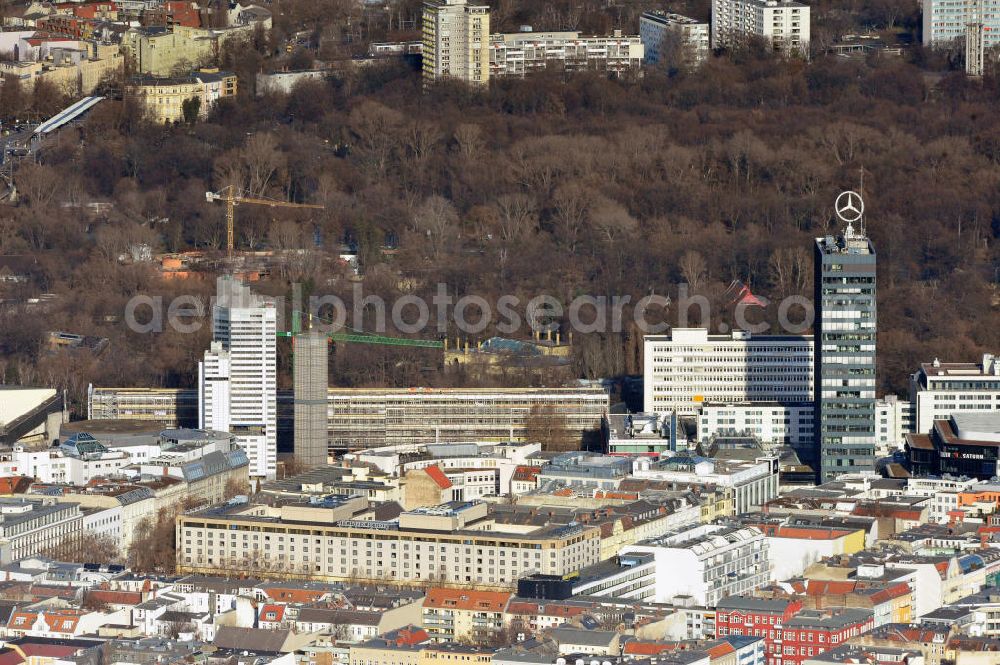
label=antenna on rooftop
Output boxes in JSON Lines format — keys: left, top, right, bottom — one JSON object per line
{"left": 859, "top": 166, "right": 866, "bottom": 237}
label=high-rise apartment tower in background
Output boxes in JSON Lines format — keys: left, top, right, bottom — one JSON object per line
{"left": 422, "top": 0, "right": 490, "bottom": 87}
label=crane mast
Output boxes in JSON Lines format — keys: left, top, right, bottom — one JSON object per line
{"left": 206, "top": 185, "right": 325, "bottom": 258}
{"left": 967, "top": 0, "right": 985, "bottom": 77}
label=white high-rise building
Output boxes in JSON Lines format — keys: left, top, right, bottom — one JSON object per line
{"left": 910, "top": 354, "right": 1000, "bottom": 435}
{"left": 643, "top": 328, "right": 814, "bottom": 416}
{"left": 711, "top": 0, "right": 810, "bottom": 56}
{"left": 422, "top": 0, "right": 490, "bottom": 87}
{"left": 198, "top": 276, "right": 277, "bottom": 480}
{"left": 923, "top": 0, "right": 1000, "bottom": 48}
{"left": 639, "top": 11, "right": 710, "bottom": 67}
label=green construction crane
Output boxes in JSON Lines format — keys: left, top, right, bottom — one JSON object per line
{"left": 277, "top": 309, "right": 444, "bottom": 349}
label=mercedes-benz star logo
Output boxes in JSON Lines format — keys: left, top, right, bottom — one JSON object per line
{"left": 835, "top": 191, "right": 864, "bottom": 224}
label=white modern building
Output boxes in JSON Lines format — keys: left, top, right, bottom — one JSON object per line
{"left": 876, "top": 394, "right": 915, "bottom": 454}
{"left": 639, "top": 11, "right": 710, "bottom": 67}
{"left": 643, "top": 329, "right": 814, "bottom": 416}
{"left": 922, "top": 0, "right": 1000, "bottom": 47}
{"left": 905, "top": 475, "right": 978, "bottom": 524}
{"left": 620, "top": 523, "right": 770, "bottom": 606}
{"left": 0, "top": 497, "right": 84, "bottom": 564}
{"left": 489, "top": 30, "right": 644, "bottom": 77}
{"left": 697, "top": 401, "right": 814, "bottom": 450}
{"left": 910, "top": 355, "right": 1000, "bottom": 435}
{"left": 198, "top": 277, "right": 277, "bottom": 480}
{"left": 711, "top": 0, "right": 810, "bottom": 55}
{"left": 632, "top": 455, "right": 780, "bottom": 515}
{"left": 422, "top": 0, "right": 490, "bottom": 86}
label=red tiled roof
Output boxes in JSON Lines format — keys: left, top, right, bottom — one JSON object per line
{"left": 86, "top": 589, "right": 142, "bottom": 605}
{"left": 806, "top": 580, "right": 857, "bottom": 595}
{"left": 775, "top": 526, "right": 856, "bottom": 540}
{"left": 623, "top": 641, "right": 681, "bottom": 656}
{"left": 423, "top": 588, "right": 510, "bottom": 612}
{"left": 505, "top": 601, "right": 586, "bottom": 618}
{"left": 512, "top": 466, "right": 540, "bottom": 481}
{"left": 0, "top": 477, "right": 32, "bottom": 495}
{"left": 0, "top": 650, "right": 24, "bottom": 665}
{"left": 259, "top": 604, "right": 285, "bottom": 622}
{"left": 391, "top": 627, "right": 429, "bottom": 646}
{"left": 706, "top": 643, "right": 735, "bottom": 658}
{"left": 17, "top": 643, "right": 83, "bottom": 657}
{"left": 424, "top": 465, "right": 452, "bottom": 490}
{"left": 261, "top": 586, "right": 328, "bottom": 603}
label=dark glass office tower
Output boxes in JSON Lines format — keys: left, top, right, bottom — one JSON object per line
{"left": 814, "top": 216, "right": 877, "bottom": 482}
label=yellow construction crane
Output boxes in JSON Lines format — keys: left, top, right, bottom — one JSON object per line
{"left": 205, "top": 185, "right": 325, "bottom": 258}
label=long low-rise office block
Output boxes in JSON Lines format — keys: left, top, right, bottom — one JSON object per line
{"left": 92, "top": 386, "right": 608, "bottom": 454}
{"left": 176, "top": 498, "right": 601, "bottom": 589}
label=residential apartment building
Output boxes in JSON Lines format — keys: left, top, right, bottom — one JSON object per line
{"left": 126, "top": 69, "right": 237, "bottom": 123}
{"left": 124, "top": 25, "right": 214, "bottom": 75}
{"left": 198, "top": 276, "right": 277, "bottom": 480}
{"left": 0, "top": 497, "right": 84, "bottom": 564}
{"left": 815, "top": 219, "right": 877, "bottom": 481}
{"left": 0, "top": 41, "right": 122, "bottom": 96}
{"left": 910, "top": 355, "right": 1000, "bottom": 435}
{"left": 489, "top": 30, "right": 643, "bottom": 78}
{"left": 123, "top": 23, "right": 262, "bottom": 76}
{"left": 716, "top": 596, "right": 805, "bottom": 665}
{"left": 711, "top": 0, "right": 810, "bottom": 55}
{"left": 644, "top": 329, "right": 814, "bottom": 416}
{"left": 620, "top": 523, "right": 770, "bottom": 606}
{"left": 639, "top": 11, "right": 710, "bottom": 67}
{"left": 422, "top": 588, "right": 511, "bottom": 643}
{"left": 922, "top": 0, "right": 1000, "bottom": 47}
{"left": 176, "top": 499, "right": 601, "bottom": 588}
{"left": 781, "top": 609, "right": 875, "bottom": 665}
{"left": 421, "top": 0, "right": 489, "bottom": 86}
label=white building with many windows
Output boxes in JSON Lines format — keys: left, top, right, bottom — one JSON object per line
{"left": 910, "top": 355, "right": 1000, "bottom": 435}
{"left": 922, "top": 0, "right": 1000, "bottom": 47}
{"left": 632, "top": 455, "right": 780, "bottom": 515}
{"left": 489, "top": 30, "right": 644, "bottom": 77}
{"left": 0, "top": 497, "right": 84, "bottom": 564}
{"left": 875, "top": 394, "right": 915, "bottom": 454}
{"left": 620, "top": 524, "right": 770, "bottom": 606}
{"left": 711, "top": 0, "right": 809, "bottom": 55}
{"left": 697, "top": 401, "right": 815, "bottom": 449}
{"left": 422, "top": 0, "right": 489, "bottom": 86}
{"left": 643, "top": 329, "right": 813, "bottom": 416}
{"left": 639, "top": 11, "right": 710, "bottom": 67}
{"left": 198, "top": 277, "right": 277, "bottom": 480}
